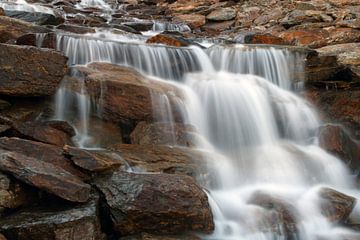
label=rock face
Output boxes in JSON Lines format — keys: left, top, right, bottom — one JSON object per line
{"left": 0, "top": 199, "right": 104, "bottom": 240}
{"left": 318, "top": 187, "right": 356, "bottom": 223}
{"left": 95, "top": 171, "right": 214, "bottom": 235}
{"left": 0, "top": 151, "right": 90, "bottom": 203}
{"left": 76, "top": 63, "right": 184, "bottom": 124}
{"left": 0, "top": 44, "right": 67, "bottom": 97}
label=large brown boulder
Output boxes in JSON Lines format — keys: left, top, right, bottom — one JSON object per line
{"left": 318, "top": 187, "right": 356, "bottom": 223}
{"left": 146, "top": 34, "right": 192, "bottom": 47}
{"left": 0, "top": 16, "right": 49, "bottom": 43}
{"left": 0, "top": 199, "right": 105, "bottom": 240}
{"left": 0, "top": 151, "right": 90, "bottom": 203}
{"left": 95, "top": 171, "right": 214, "bottom": 235}
{"left": 0, "top": 44, "right": 67, "bottom": 97}
{"left": 173, "top": 14, "right": 206, "bottom": 29}
{"left": 75, "top": 63, "right": 185, "bottom": 124}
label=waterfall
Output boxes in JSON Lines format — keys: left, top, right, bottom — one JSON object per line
{"left": 46, "top": 31, "right": 359, "bottom": 239}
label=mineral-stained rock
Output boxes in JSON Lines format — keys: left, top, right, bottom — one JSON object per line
{"left": 130, "top": 121, "right": 199, "bottom": 147}
{"left": 0, "top": 151, "right": 90, "bottom": 202}
{"left": 0, "top": 137, "right": 86, "bottom": 179}
{"left": 206, "top": 8, "right": 236, "bottom": 21}
{"left": 241, "top": 33, "right": 289, "bottom": 45}
{"left": 318, "top": 187, "right": 356, "bottom": 223}
{"left": 63, "top": 145, "right": 124, "bottom": 172}
{"left": 248, "top": 192, "right": 299, "bottom": 239}
{"left": 146, "top": 33, "right": 192, "bottom": 47}
{"left": 173, "top": 14, "right": 206, "bottom": 29}
{"left": 119, "top": 233, "right": 201, "bottom": 240}
{"left": 109, "top": 144, "right": 210, "bottom": 178}
{"left": 0, "top": 199, "right": 105, "bottom": 240}
{"left": 0, "top": 44, "right": 67, "bottom": 97}
{"left": 95, "top": 171, "right": 214, "bottom": 235}
{"left": 319, "top": 124, "right": 360, "bottom": 170}
{"left": 75, "top": 63, "right": 185, "bottom": 124}
{"left": 279, "top": 29, "right": 329, "bottom": 48}
{"left": 0, "top": 16, "right": 49, "bottom": 43}
{"left": 0, "top": 172, "right": 35, "bottom": 215}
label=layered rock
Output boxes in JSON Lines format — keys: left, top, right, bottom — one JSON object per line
{"left": 95, "top": 171, "right": 214, "bottom": 235}
{"left": 0, "top": 44, "right": 67, "bottom": 97}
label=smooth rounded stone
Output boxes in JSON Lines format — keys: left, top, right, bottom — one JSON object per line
{"left": 319, "top": 124, "right": 360, "bottom": 171}
{"left": 0, "top": 172, "right": 36, "bottom": 215}
{"left": 206, "top": 7, "right": 236, "bottom": 21}
{"left": 130, "top": 121, "right": 199, "bottom": 147}
{"left": 63, "top": 145, "right": 124, "bottom": 172}
{"left": 4, "top": 10, "right": 64, "bottom": 26}
{"left": 0, "top": 44, "right": 67, "bottom": 97}
{"left": 318, "top": 187, "right": 356, "bottom": 223}
{"left": 109, "top": 144, "right": 211, "bottom": 178}
{"left": 95, "top": 171, "right": 214, "bottom": 235}
{"left": 0, "top": 150, "right": 90, "bottom": 203}
{"left": 248, "top": 192, "right": 299, "bottom": 239}
{"left": 0, "top": 199, "right": 105, "bottom": 240}
{"left": 146, "top": 33, "right": 192, "bottom": 47}
{"left": 0, "top": 137, "right": 86, "bottom": 179}
{"left": 0, "top": 16, "right": 49, "bottom": 43}
{"left": 119, "top": 233, "right": 201, "bottom": 240}
{"left": 172, "top": 14, "right": 206, "bottom": 29}
{"left": 75, "top": 63, "right": 185, "bottom": 124}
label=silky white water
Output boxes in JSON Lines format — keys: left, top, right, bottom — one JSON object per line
{"left": 46, "top": 32, "right": 360, "bottom": 239}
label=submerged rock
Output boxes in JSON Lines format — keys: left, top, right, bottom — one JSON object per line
{"left": 0, "top": 151, "right": 90, "bottom": 203}
{"left": 0, "top": 199, "right": 104, "bottom": 240}
{"left": 95, "top": 171, "right": 214, "bottom": 235}
{"left": 0, "top": 44, "right": 67, "bottom": 97}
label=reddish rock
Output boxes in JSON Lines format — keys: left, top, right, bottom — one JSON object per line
{"left": 202, "top": 20, "right": 235, "bottom": 33}
{"left": 318, "top": 187, "right": 356, "bottom": 223}
{"left": 319, "top": 124, "right": 360, "bottom": 170}
{"left": 63, "top": 145, "right": 124, "bottom": 172}
{"left": 173, "top": 14, "right": 206, "bottom": 29}
{"left": 75, "top": 63, "right": 185, "bottom": 124}
{"left": 327, "top": 28, "right": 360, "bottom": 46}
{"left": 0, "top": 151, "right": 90, "bottom": 202}
{"left": 243, "top": 33, "right": 289, "bottom": 45}
{"left": 0, "top": 16, "right": 49, "bottom": 43}
{"left": 279, "top": 29, "right": 329, "bottom": 48}
{"left": 146, "top": 33, "right": 191, "bottom": 47}
{"left": 130, "top": 121, "right": 199, "bottom": 147}
{"left": 0, "top": 199, "right": 105, "bottom": 240}
{"left": 0, "top": 44, "right": 67, "bottom": 97}
{"left": 95, "top": 171, "right": 214, "bottom": 235}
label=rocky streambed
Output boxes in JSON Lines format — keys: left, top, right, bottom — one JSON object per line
{"left": 0, "top": 0, "right": 360, "bottom": 240}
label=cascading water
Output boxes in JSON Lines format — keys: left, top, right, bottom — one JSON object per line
{"left": 44, "top": 30, "right": 360, "bottom": 239}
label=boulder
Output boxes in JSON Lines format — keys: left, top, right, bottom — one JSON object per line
{"left": 95, "top": 171, "right": 214, "bottom": 235}
{"left": 206, "top": 8, "right": 236, "bottom": 21}
{"left": 0, "top": 137, "right": 86, "bottom": 179}
{"left": 4, "top": 10, "right": 64, "bottom": 26}
{"left": 63, "top": 145, "right": 124, "bottom": 172}
{"left": 173, "top": 14, "right": 206, "bottom": 29}
{"left": 0, "top": 16, "right": 49, "bottom": 43}
{"left": 0, "top": 44, "right": 67, "bottom": 97}
{"left": 0, "top": 199, "right": 105, "bottom": 240}
{"left": 241, "top": 33, "right": 289, "bottom": 45}
{"left": 0, "top": 172, "right": 35, "bottom": 215}
{"left": 279, "top": 29, "right": 329, "bottom": 48}
{"left": 146, "top": 33, "right": 192, "bottom": 47}
{"left": 319, "top": 124, "right": 360, "bottom": 172}
{"left": 280, "top": 10, "right": 327, "bottom": 28}
{"left": 109, "top": 144, "right": 210, "bottom": 178}
{"left": 57, "top": 24, "right": 96, "bottom": 34}
{"left": 75, "top": 63, "right": 185, "bottom": 124}
{"left": 16, "top": 32, "right": 57, "bottom": 48}
{"left": 202, "top": 20, "right": 235, "bottom": 33}
{"left": 0, "top": 151, "right": 90, "bottom": 202}
{"left": 318, "top": 187, "right": 356, "bottom": 223}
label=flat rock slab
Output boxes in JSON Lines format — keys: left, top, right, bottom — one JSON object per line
{"left": 0, "top": 150, "right": 90, "bottom": 202}
{"left": 0, "top": 43, "right": 67, "bottom": 97}
{"left": 95, "top": 171, "right": 214, "bottom": 235}
{"left": 0, "top": 200, "right": 104, "bottom": 240}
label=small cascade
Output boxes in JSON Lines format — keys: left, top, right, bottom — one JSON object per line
{"left": 76, "top": 0, "right": 111, "bottom": 10}
{"left": 0, "top": 0, "right": 54, "bottom": 14}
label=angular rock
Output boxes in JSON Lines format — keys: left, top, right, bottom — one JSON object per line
{"left": 45, "top": 120, "right": 76, "bottom": 137}
{"left": 318, "top": 187, "right": 356, "bottom": 223}
{"left": 173, "top": 14, "right": 206, "bottom": 29}
{"left": 95, "top": 171, "right": 214, "bottom": 235}
{"left": 0, "top": 172, "right": 35, "bottom": 215}
{"left": 0, "top": 199, "right": 104, "bottom": 240}
{"left": 319, "top": 124, "right": 360, "bottom": 172}
{"left": 146, "top": 33, "right": 191, "bottom": 47}
{"left": 0, "top": 44, "right": 67, "bottom": 97}
{"left": 279, "top": 29, "right": 329, "bottom": 48}
{"left": 57, "top": 24, "right": 96, "bottom": 34}
{"left": 206, "top": 8, "right": 236, "bottom": 21}
{"left": 0, "top": 151, "right": 90, "bottom": 202}
{"left": 0, "top": 16, "right": 49, "bottom": 43}
{"left": 130, "top": 121, "right": 199, "bottom": 147}
{"left": 202, "top": 20, "right": 235, "bottom": 33}
{"left": 75, "top": 63, "right": 185, "bottom": 124}
{"left": 4, "top": 10, "right": 64, "bottom": 26}
{"left": 16, "top": 32, "right": 57, "bottom": 48}
{"left": 63, "top": 145, "right": 123, "bottom": 172}
{"left": 242, "top": 33, "right": 289, "bottom": 45}
{"left": 0, "top": 137, "right": 85, "bottom": 179}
